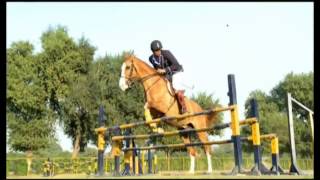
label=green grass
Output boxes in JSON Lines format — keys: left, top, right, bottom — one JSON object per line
{"left": 7, "top": 170, "right": 313, "bottom": 179}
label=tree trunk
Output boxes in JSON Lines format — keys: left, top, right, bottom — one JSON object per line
{"left": 71, "top": 134, "right": 81, "bottom": 159}
{"left": 26, "top": 150, "right": 33, "bottom": 176}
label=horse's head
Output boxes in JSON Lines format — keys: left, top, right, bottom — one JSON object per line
{"left": 119, "top": 53, "right": 159, "bottom": 91}
{"left": 119, "top": 54, "right": 140, "bottom": 91}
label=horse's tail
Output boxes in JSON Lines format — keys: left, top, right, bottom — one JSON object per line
{"left": 188, "top": 100, "right": 220, "bottom": 127}
{"left": 206, "top": 109, "right": 219, "bottom": 127}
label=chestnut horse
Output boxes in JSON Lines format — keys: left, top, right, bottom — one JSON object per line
{"left": 119, "top": 54, "right": 218, "bottom": 174}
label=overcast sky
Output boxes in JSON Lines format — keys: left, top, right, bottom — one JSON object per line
{"left": 7, "top": 2, "right": 313, "bottom": 152}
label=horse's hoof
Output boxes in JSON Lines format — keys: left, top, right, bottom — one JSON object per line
{"left": 206, "top": 170, "right": 213, "bottom": 174}
{"left": 188, "top": 170, "right": 195, "bottom": 174}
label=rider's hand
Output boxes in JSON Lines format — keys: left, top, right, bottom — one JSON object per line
{"left": 157, "top": 69, "right": 166, "bottom": 74}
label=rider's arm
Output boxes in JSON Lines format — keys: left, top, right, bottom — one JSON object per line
{"left": 149, "top": 55, "right": 160, "bottom": 69}
{"left": 162, "top": 50, "right": 183, "bottom": 73}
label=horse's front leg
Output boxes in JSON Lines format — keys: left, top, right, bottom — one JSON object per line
{"left": 144, "top": 102, "right": 158, "bottom": 132}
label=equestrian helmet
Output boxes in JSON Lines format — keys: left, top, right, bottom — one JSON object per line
{"left": 151, "top": 40, "right": 163, "bottom": 51}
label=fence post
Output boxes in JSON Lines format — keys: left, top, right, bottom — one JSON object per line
{"left": 270, "top": 137, "right": 281, "bottom": 175}
{"left": 122, "top": 129, "right": 132, "bottom": 175}
{"left": 147, "top": 148, "right": 152, "bottom": 174}
{"left": 166, "top": 149, "right": 170, "bottom": 171}
{"left": 227, "top": 74, "right": 244, "bottom": 175}
{"left": 112, "top": 128, "right": 121, "bottom": 176}
{"left": 249, "top": 99, "right": 262, "bottom": 175}
{"left": 309, "top": 112, "right": 314, "bottom": 165}
{"left": 286, "top": 93, "right": 303, "bottom": 175}
{"left": 97, "top": 105, "right": 105, "bottom": 176}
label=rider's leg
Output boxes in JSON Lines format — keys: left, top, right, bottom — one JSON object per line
{"left": 172, "top": 72, "right": 188, "bottom": 114}
{"left": 177, "top": 90, "right": 187, "bottom": 114}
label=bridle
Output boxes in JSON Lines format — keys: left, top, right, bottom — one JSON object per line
{"left": 123, "top": 59, "right": 159, "bottom": 87}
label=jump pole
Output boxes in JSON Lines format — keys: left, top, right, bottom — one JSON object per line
{"left": 227, "top": 74, "right": 244, "bottom": 175}
{"left": 97, "top": 105, "right": 106, "bottom": 176}
{"left": 249, "top": 99, "right": 274, "bottom": 175}
{"left": 287, "top": 93, "right": 310, "bottom": 175}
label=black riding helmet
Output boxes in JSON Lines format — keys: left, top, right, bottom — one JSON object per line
{"left": 151, "top": 40, "right": 163, "bottom": 52}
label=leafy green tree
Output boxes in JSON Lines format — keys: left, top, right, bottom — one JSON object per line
{"left": 37, "top": 25, "right": 97, "bottom": 158}
{"left": 242, "top": 72, "right": 313, "bottom": 158}
{"left": 7, "top": 41, "right": 55, "bottom": 174}
{"left": 62, "top": 74, "right": 96, "bottom": 158}
{"left": 33, "top": 141, "right": 64, "bottom": 157}
{"left": 270, "top": 72, "right": 313, "bottom": 120}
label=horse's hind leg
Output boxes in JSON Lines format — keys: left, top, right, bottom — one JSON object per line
{"left": 181, "top": 134, "right": 196, "bottom": 174}
{"left": 197, "top": 131, "right": 213, "bottom": 173}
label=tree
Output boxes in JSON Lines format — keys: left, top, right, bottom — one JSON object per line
{"left": 62, "top": 74, "right": 97, "bottom": 159}
{"left": 242, "top": 72, "right": 313, "bottom": 158}
{"left": 35, "top": 25, "right": 97, "bottom": 158}
{"left": 7, "top": 41, "right": 55, "bottom": 174}
{"left": 33, "top": 140, "right": 64, "bottom": 157}
{"left": 270, "top": 72, "right": 313, "bottom": 120}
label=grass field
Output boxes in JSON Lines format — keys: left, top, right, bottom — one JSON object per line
{"left": 7, "top": 170, "right": 313, "bottom": 179}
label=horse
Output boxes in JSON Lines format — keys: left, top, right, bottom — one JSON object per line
{"left": 118, "top": 54, "right": 219, "bottom": 174}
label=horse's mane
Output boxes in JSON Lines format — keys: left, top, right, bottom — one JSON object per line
{"left": 132, "top": 56, "right": 157, "bottom": 73}
{"left": 130, "top": 55, "right": 169, "bottom": 83}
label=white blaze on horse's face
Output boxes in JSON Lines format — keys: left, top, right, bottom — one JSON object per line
{"left": 119, "top": 63, "right": 129, "bottom": 91}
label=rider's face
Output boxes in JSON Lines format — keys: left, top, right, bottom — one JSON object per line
{"left": 153, "top": 49, "right": 161, "bottom": 57}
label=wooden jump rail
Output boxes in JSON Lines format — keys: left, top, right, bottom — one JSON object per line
{"left": 122, "top": 133, "right": 278, "bottom": 152}
{"left": 245, "top": 133, "right": 277, "bottom": 141}
{"left": 95, "top": 106, "right": 234, "bottom": 134}
{"left": 112, "top": 118, "right": 257, "bottom": 141}
{"left": 123, "top": 139, "right": 233, "bottom": 151}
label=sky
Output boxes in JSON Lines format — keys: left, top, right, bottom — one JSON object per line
{"left": 7, "top": 2, "right": 313, "bottom": 152}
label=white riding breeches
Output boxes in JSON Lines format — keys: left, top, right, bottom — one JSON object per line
{"left": 172, "top": 72, "right": 187, "bottom": 91}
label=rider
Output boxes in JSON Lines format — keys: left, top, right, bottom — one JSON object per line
{"left": 149, "top": 40, "right": 187, "bottom": 114}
